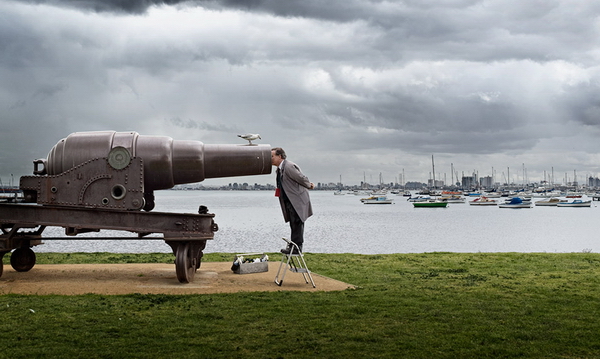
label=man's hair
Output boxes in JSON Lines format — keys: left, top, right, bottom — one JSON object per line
{"left": 272, "top": 147, "right": 287, "bottom": 159}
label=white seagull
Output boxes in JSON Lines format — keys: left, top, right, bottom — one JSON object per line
{"left": 238, "top": 133, "right": 261, "bottom": 145}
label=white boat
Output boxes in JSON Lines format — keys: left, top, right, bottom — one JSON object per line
{"left": 556, "top": 199, "right": 592, "bottom": 207}
{"left": 499, "top": 197, "right": 532, "bottom": 208}
{"left": 407, "top": 195, "right": 431, "bottom": 202}
{"left": 360, "top": 195, "right": 394, "bottom": 204}
{"left": 439, "top": 195, "right": 465, "bottom": 203}
{"left": 333, "top": 190, "right": 345, "bottom": 195}
{"left": 534, "top": 197, "right": 566, "bottom": 206}
{"left": 469, "top": 197, "right": 498, "bottom": 206}
{"left": 0, "top": 187, "right": 23, "bottom": 203}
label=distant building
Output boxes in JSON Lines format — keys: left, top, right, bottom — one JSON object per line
{"left": 589, "top": 176, "right": 600, "bottom": 189}
{"left": 461, "top": 174, "right": 477, "bottom": 189}
{"left": 479, "top": 176, "right": 493, "bottom": 188}
{"left": 427, "top": 179, "right": 444, "bottom": 188}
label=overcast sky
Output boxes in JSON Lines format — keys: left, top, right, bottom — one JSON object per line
{"left": 2, "top": 0, "right": 600, "bottom": 188}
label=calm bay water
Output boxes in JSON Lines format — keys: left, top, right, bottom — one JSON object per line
{"left": 37, "top": 190, "right": 600, "bottom": 254}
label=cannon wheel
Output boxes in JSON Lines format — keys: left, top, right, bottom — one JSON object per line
{"left": 175, "top": 242, "right": 196, "bottom": 283}
{"left": 11, "top": 247, "right": 36, "bottom": 272}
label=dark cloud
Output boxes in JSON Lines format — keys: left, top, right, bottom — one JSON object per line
{"left": 563, "top": 81, "right": 600, "bottom": 128}
{"left": 15, "top": 0, "right": 363, "bottom": 17}
{"left": 11, "top": 0, "right": 600, "bottom": 65}
{"left": 14, "top": 0, "right": 188, "bottom": 13}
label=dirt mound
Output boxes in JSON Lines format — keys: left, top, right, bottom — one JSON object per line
{"left": 0, "top": 262, "right": 354, "bottom": 295}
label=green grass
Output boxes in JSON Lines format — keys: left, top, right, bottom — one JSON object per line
{"left": 2, "top": 252, "right": 600, "bottom": 358}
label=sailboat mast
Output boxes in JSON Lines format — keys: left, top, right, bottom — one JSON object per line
{"left": 431, "top": 155, "right": 436, "bottom": 190}
{"left": 402, "top": 168, "right": 405, "bottom": 190}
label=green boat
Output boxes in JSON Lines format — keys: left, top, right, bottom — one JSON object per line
{"left": 412, "top": 200, "right": 448, "bottom": 208}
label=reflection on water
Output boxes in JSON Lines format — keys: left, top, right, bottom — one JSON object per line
{"left": 37, "top": 191, "right": 600, "bottom": 254}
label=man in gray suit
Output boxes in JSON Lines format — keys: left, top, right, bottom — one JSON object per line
{"left": 271, "top": 147, "right": 314, "bottom": 254}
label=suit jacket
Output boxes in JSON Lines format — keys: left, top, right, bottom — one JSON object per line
{"left": 278, "top": 159, "right": 313, "bottom": 223}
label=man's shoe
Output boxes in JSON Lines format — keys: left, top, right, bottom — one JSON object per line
{"left": 281, "top": 246, "right": 302, "bottom": 255}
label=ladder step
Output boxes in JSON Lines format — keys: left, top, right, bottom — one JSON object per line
{"left": 290, "top": 268, "right": 309, "bottom": 273}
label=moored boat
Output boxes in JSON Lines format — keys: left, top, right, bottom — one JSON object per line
{"left": 441, "top": 191, "right": 462, "bottom": 196}
{"left": 407, "top": 195, "right": 431, "bottom": 202}
{"left": 361, "top": 195, "right": 394, "bottom": 204}
{"left": 499, "top": 197, "right": 532, "bottom": 208}
{"left": 556, "top": 199, "right": 592, "bottom": 207}
{"left": 439, "top": 195, "right": 465, "bottom": 203}
{"left": 469, "top": 197, "right": 498, "bottom": 206}
{"left": 0, "top": 186, "right": 23, "bottom": 203}
{"left": 413, "top": 200, "right": 448, "bottom": 208}
{"left": 534, "top": 197, "right": 566, "bottom": 206}
{"left": 503, "top": 196, "right": 532, "bottom": 204}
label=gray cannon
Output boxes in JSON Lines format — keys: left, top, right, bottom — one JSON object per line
{"left": 0, "top": 131, "right": 272, "bottom": 283}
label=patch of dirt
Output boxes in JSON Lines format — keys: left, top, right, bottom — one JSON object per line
{"left": 0, "top": 262, "right": 354, "bottom": 295}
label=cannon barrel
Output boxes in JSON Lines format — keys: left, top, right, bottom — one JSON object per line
{"left": 22, "top": 131, "right": 271, "bottom": 211}
{"left": 41, "top": 131, "right": 271, "bottom": 191}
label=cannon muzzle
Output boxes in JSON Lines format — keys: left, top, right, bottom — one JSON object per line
{"left": 22, "top": 131, "right": 272, "bottom": 211}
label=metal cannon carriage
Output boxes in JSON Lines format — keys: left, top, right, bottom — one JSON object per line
{"left": 0, "top": 131, "right": 271, "bottom": 283}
